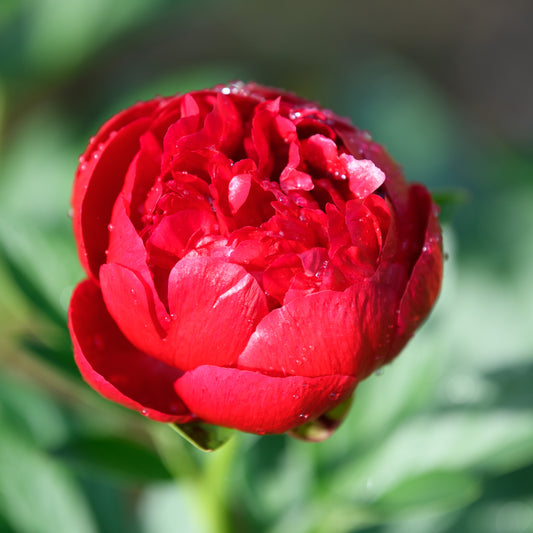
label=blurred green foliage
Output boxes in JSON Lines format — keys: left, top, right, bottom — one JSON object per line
{"left": 1, "top": 1, "right": 532, "bottom": 532}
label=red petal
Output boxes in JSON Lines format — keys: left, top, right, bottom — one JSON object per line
{"left": 165, "top": 257, "right": 269, "bottom": 370}
{"left": 120, "top": 131, "right": 162, "bottom": 228}
{"left": 344, "top": 156, "right": 386, "bottom": 200}
{"left": 146, "top": 209, "right": 218, "bottom": 262}
{"left": 72, "top": 116, "right": 154, "bottom": 279}
{"left": 107, "top": 197, "right": 153, "bottom": 283}
{"left": 389, "top": 194, "right": 443, "bottom": 360}
{"left": 228, "top": 173, "right": 252, "bottom": 214}
{"left": 100, "top": 263, "right": 168, "bottom": 357}
{"left": 175, "top": 365, "right": 356, "bottom": 434}
{"left": 279, "top": 142, "right": 314, "bottom": 193}
{"left": 81, "top": 99, "right": 163, "bottom": 162}
{"left": 237, "top": 287, "right": 370, "bottom": 378}
{"left": 68, "top": 280, "right": 190, "bottom": 422}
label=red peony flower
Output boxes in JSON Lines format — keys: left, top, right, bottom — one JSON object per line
{"left": 68, "top": 82, "right": 442, "bottom": 439}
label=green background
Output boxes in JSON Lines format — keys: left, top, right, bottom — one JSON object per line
{"left": 1, "top": 1, "right": 532, "bottom": 532}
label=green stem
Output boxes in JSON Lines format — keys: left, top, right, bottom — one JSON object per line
{"left": 194, "top": 436, "right": 238, "bottom": 533}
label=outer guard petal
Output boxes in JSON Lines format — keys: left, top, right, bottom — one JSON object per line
{"left": 388, "top": 191, "right": 443, "bottom": 360}
{"left": 175, "top": 365, "right": 356, "bottom": 434}
{"left": 72, "top": 116, "right": 154, "bottom": 279}
{"left": 68, "top": 280, "right": 190, "bottom": 423}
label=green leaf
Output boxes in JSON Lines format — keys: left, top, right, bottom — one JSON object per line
{"left": 17, "top": 330, "right": 79, "bottom": 377}
{"left": 372, "top": 470, "right": 481, "bottom": 517}
{"left": 171, "top": 421, "right": 233, "bottom": 452}
{"left": 0, "top": 420, "right": 98, "bottom": 533}
{"left": 432, "top": 188, "right": 469, "bottom": 223}
{"left": 0, "top": 239, "right": 67, "bottom": 328}
{"left": 331, "top": 410, "right": 533, "bottom": 504}
{"left": 0, "top": 374, "right": 69, "bottom": 449}
{"left": 55, "top": 434, "right": 172, "bottom": 482}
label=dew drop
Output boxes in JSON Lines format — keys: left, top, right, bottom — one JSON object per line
{"left": 374, "top": 368, "right": 385, "bottom": 377}
{"left": 107, "top": 223, "right": 114, "bottom": 231}
{"left": 256, "top": 429, "right": 266, "bottom": 435}
{"left": 298, "top": 413, "right": 309, "bottom": 420}
{"left": 141, "top": 409, "right": 148, "bottom": 416}
{"left": 295, "top": 359, "right": 303, "bottom": 366}
{"left": 292, "top": 393, "right": 300, "bottom": 400}
{"left": 329, "top": 392, "right": 340, "bottom": 400}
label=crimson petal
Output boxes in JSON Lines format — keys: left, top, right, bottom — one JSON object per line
{"left": 165, "top": 257, "right": 269, "bottom": 370}
{"left": 68, "top": 280, "right": 190, "bottom": 422}
{"left": 175, "top": 365, "right": 356, "bottom": 434}
{"left": 73, "top": 116, "right": 154, "bottom": 279}
{"left": 100, "top": 263, "right": 168, "bottom": 357}
{"left": 237, "top": 287, "right": 368, "bottom": 378}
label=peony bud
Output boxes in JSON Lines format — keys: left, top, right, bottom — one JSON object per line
{"left": 68, "top": 82, "right": 443, "bottom": 441}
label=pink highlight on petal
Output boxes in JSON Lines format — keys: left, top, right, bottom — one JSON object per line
{"left": 343, "top": 156, "right": 386, "bottom": 199}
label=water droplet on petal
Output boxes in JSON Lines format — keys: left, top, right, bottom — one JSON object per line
{"left": 107, "top": 224, "right": 114, "bottom": 231}
{"left": 374, "top": 368, "right": 385, "bottom": 377}
{"left": 329, "top": 392, "right": 340, "bottom": 400}
{"left": 298, "top": 413, "right": 309, "bottom": 421}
